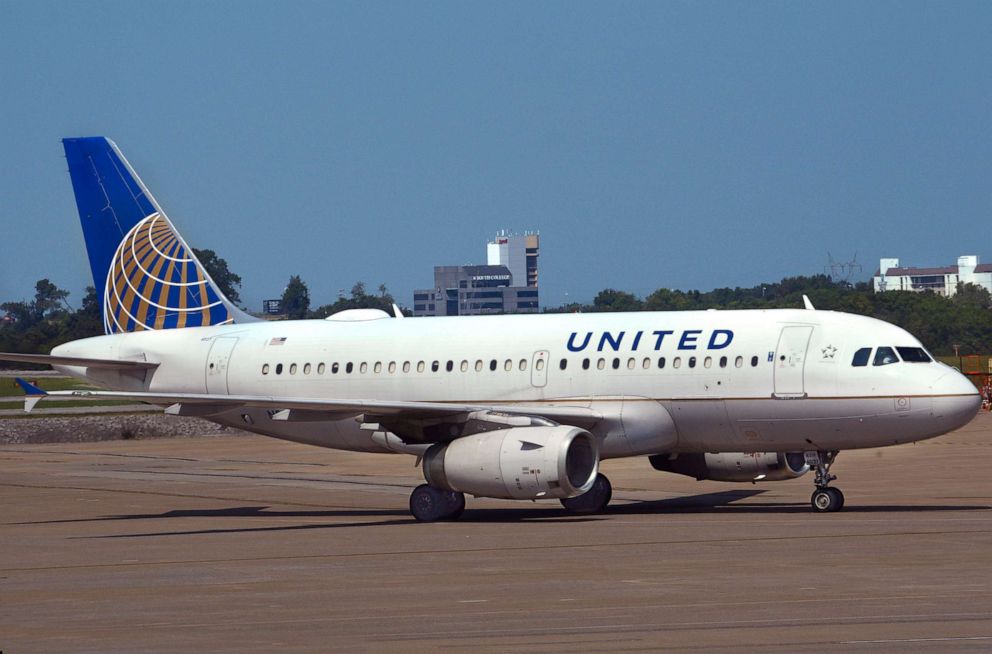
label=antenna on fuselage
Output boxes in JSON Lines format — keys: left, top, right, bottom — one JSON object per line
{"left": 802, "top": 295, "right": 815, "bottom": 311}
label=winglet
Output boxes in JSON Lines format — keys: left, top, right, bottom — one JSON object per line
{"left": 15, "top": 378, "right": 47, "bottom": 412}
{"left": 802, "top": 294, "right": 815, "bottom": 311}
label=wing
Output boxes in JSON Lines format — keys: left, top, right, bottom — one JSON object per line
{"left": 23, "top": 388, "right": 603, "bottom": 439}
{"left": 0, "top": 352, "right": 159, "bottom": 370}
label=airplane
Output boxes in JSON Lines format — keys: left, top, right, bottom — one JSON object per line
{"left": 1, "top": 137, "right": 981, "bottom": 521}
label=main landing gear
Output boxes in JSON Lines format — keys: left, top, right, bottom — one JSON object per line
{"left": 806, "top": 450, "right": 844, "bottom": 513}
{"left": 560, "top": 473, "right": 613, "bottom": 514}
{"left": 410, "top": 484, "right": 466, "bottom": 522}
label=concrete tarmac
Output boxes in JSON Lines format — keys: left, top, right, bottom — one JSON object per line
{"left": 2, "top": 414, "right": 991, "bottom": 653}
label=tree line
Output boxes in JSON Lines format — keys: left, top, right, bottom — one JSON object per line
{"left": 3, "top": 252, "right": 991, "bottom": 365}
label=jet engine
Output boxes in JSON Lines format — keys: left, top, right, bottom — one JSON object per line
{"left": 649, "top": 452, "right": 809, "bottom": 483}
{"left": 423, "top": 426, "right": 599, "bottom": 500}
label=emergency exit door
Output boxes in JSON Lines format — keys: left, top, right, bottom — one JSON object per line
{"left": 206, "top": 337, "right": 239, "bottom": 394}
{"left": 531, "top": 350, "right": 549, "bottom": 388}
{"left": 773, "top": 326, "right": 813, "bottom": 398}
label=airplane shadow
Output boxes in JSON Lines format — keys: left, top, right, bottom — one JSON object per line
{"left": 36, "top": 489, "right": 988, "bottom": 539}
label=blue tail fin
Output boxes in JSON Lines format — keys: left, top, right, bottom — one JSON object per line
{"left": 63, "top": 137, "right": 254, "bottom": 334}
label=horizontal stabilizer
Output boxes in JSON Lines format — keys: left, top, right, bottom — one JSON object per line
{"left": 0, "top": 352, "right": 159, "bottom": 370}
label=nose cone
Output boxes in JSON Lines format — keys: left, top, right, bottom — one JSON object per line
{"left": 931, "top": 370, "right": 982, "bottom": 434}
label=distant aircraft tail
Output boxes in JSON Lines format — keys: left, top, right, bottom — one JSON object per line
{"left": 62, "top": 137, "right": 255, "bottom": 334}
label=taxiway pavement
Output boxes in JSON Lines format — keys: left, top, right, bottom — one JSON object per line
{"left": 2, "top": 414, "right": 991, "bottom": 652}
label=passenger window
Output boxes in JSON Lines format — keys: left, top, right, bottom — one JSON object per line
{"left": 475, "top": 360, "right": 483, "bottom": 372}
{"left": 704, "top": 357, "right": 712, "bottom": 369}
{"left": 346, "top": 362, "right": 353, "bottom": 374}
{"left": 536, "top": 359, "right": 545, "bottom": 371}
{"left": 688, "top": 357, "right": 696, "bottom": 369}
{"left": 490, "top": 359, "right": 497, "bottom": 371}
{"left": 658, "top": 357, "right": 666, "bottom": 369}
{"left": 276, "top": 363, "right": 283, "bottom": 374}
{"left": 559, "top": 359, "right": 567, "bottom": 370}
{"left": 303, "top": 363, "right": 312, "bottom": 375}
{"left": 582, "top": 358, "right": 590, "bottom": 370}
{"left": 896, "top": 347, "right": 932, "bottom": 363}
{"left": 673, "top": 357, "right": 682, "bottom": 369}
{"left": 719, "top": 356, "right": 727, "bottom": 368}
{"left": 262, "top": 364, "right": 270, "bottom": 375}
{"left": 873, "top": 347, "right": 899, "bottom": 366}
{"left": 289, "top": 363, "right": 297, "bottom": 375}
{"left": 504, "top": 359, "right": 512, "bottom": 371}
{"left": 403, "top": 361, "right": 410, "bottom": 373}
{"left": 851, "top": 348, "right": 871, "bottom": 367}
{"left": 318, "top": 363, "right": 326, "bottom": 374}
{"left": 734, "top": 356, "right": 743, "bottom": 368}
{"left": 431, "top": 361, "right": 439, "bottom": 372}
{"left": 612, "top": 358, "right": 620, "bottom": 370}
{"left": 332, "top": 362, "right": 339, "bottom": 374}
{"left": 388, "top": 362, "right": 396, "bottom": 373}
{"left": 360, "top": 362, "right": 368, "bottom": 374}
{"left": 521, "top": 359, "right": 529, "bottom": 371}
{"left": 417, "top": 361, "right": 425, "bottom": 373}
{"left": 627, "top": 358, "right": 635, "bottom": 370}
{"left": 597, "top": 358, "right": 606, "bottom": 370}
{"left": 750, "top": 356, "right": 758, "bottom": 367}
{"left": 446, "top": 360, "right": 454, "bottom": 372}
{"left": 461, "top": 360, "right": 468, "bottom": 372}
{"left": 642, "top": 357, "right": 651, "bottom": 369}
{"left": 374, "top": 362, "right": 382, "bottom": 373}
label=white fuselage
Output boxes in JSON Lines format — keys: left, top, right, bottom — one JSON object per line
{"left": 52, "top": 309, "right": 980, "bottom": 456}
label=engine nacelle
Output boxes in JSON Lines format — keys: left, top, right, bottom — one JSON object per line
{"left": 423, "top": 426, "right": 599, "bottom": 500}
{"left": 649, "top": 451, "right": 809, "bottom": 483}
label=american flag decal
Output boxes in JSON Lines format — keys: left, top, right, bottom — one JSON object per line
{"left": 269, "top": 337, "right": 287, "bottom": 345}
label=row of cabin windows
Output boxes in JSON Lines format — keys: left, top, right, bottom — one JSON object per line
{"left": 260, "top": 354, "right": 762, "bottom": 376}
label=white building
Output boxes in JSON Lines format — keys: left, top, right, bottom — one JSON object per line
{"left": 874, "top": 255, "right": 992, "bottom": 296}
{"left": 487, "top": 230, "right": 539, "bottom": 288}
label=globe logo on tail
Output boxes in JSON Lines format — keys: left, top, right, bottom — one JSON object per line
{"left": 103, "top": 213, "right": 232, "bottom": 333}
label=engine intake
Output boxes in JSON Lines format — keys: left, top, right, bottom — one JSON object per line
{"left": 649, "top": 451, "right": 809, "bottom": 482}
{"left": 424, "top": 426, "right": 599, "bottom": 500}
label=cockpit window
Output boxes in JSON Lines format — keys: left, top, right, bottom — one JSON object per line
{"left": 896, "top": 347, "right": 932, "bottom": 363}
{"left": 873, "top": 346, "right": 899, "bottom": 366}
{"left": 852, "top": 347, "right": 871, "bottom": 367}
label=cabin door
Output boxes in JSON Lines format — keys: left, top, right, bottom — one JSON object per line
{"left": 206, "top": 337, "right": 239, "bottom": 394}
{"left": 773, "top": 326, "right": 813, "bottom": 398}
{"left": 531, "top": 350, "right": 549, "bottom": 388}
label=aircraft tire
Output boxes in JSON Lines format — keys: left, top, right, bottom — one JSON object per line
{"left": 560, "top": 473, "right": 612, "bottom": 514}
{"left": 443, "top": 490, "right": 466, "bottom": 520}
{"left": 410, "top": 484, "right": 450, "bottom": 522}
{"left": 811, "top": 487, "right": 844, "bottom": 513}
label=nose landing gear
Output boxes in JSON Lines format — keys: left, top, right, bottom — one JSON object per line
{"left": 805, "top": 450, "right": 844, "bottom": 512}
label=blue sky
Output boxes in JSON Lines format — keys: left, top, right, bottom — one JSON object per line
{"left": 2, "top": 1, "right": 990, "bottom": 310}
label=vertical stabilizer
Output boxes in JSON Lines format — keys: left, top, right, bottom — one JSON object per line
{"left": 62, "top": 137, "right": 255, "bottom": 333}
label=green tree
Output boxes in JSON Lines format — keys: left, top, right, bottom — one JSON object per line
{"left": 592, "top": 289, "right": 643, "bottom": 312}
{"left": 193, "top": 248, "right": 242, "bottom": 305}
{"left": 281, "top": 275, "right": 310, "bottom": 319}
{"left": 310, "top": 281, "right": 399, "bottom": 318}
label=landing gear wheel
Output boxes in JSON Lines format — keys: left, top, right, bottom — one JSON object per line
{"left": 410, "top": 484, "right": 450, "bottom": 522}
{"left": 560, "top": 473, "right": 613, "bottom": 514}
{"left": 442, "top": 490, "right": 466, "bottom": 521}
{"left": 811, "top": 487, "right": 844, "bottom": 513}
